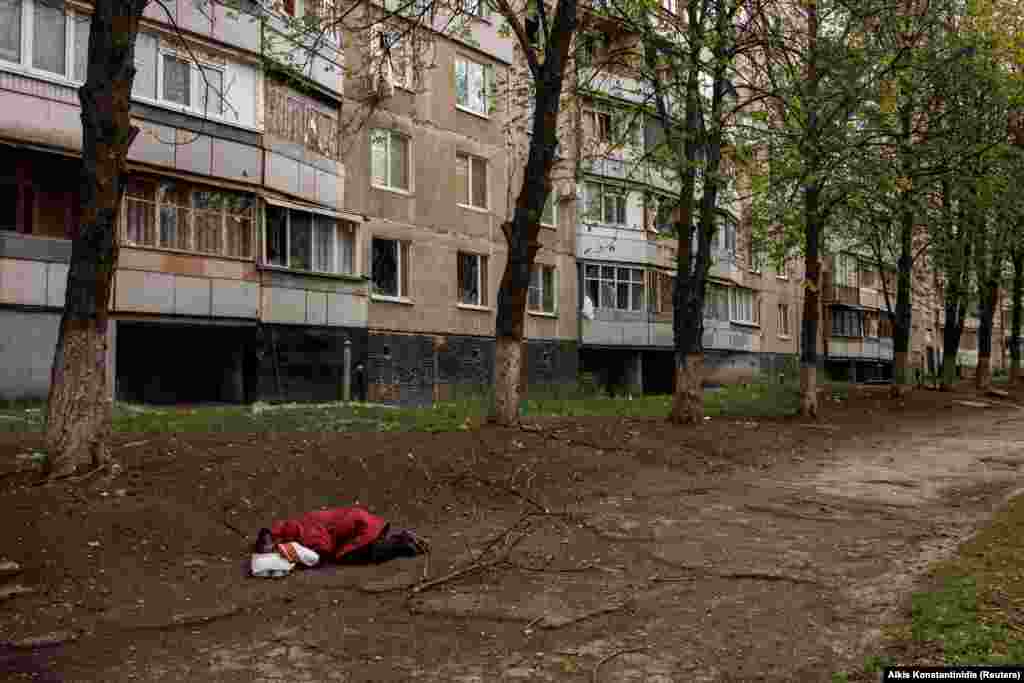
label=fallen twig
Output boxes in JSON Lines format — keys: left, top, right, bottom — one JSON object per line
{"left": 592, "top": 647, "right": 648, "bottom": 683}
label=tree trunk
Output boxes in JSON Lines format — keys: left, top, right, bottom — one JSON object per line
{"left": 670, "top": 353, "right": 703, "bottom": 423}
{"left": 975, "top": 277, "right": 998, "bottom": 391}
{"left": 940, "top": 299, "right": 964, "bottom": 391}
{"left": 45, "top": 1, "right": 143, "bottom": 478}
{"left": 1011, "top": 250, "right": 1023, "bottom": 383}
{"left": 890, "top": 171, "right": 914, "bottom": 396}
{"left": 800, "top": 183, "right": 821, "bottom": 417}
{"left": 492, "top": 336, "right": 523, "bottom": 425}
{"left": 490, "top": 0, "right": 576, "bottom": 426}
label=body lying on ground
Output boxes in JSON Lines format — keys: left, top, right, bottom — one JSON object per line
{"left": 250, "top": 506, "right": 429, "bottom": 577}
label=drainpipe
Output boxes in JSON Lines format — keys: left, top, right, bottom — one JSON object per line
{"left": 343, "top": 337, "right": 352, "bottom": 401}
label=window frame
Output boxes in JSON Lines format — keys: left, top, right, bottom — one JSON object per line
{"left": 729, "top": 287, "right": 759, "bottom": 326}
{"left": 454, "top": 54, "right": 491, "bottom": 117}
{"left": 831, "top": 308, "right": 864, "bottom": 338}
{"left": 0, "top": 0, "right": 90, "bottom": 86}
{"left": 584, "top": 181, "right": 629, "bottom": 228}
{"left": 583, "top": 264, "right": 645, "bottom": 313}
{"left": 370, "top": 128, "right": 412, "bottom": 193}
{"left": 261, "top": 205, "right": 355, "bottom": 275}
{"left": 455, "top": 151, "right": 488, "bottom": 210}
{"left": 371, "top": 236, "right": 411, "bottom": 300}
{"left": 528, "top": 263, "right": 557, "bottom": 315}
{"left": 456, "top": 250, "right": 489, "bottom": 307}
{"left": 777, "top": 302, "right": 791, "bottom": 338}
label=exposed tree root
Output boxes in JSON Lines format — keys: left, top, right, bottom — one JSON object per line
{"left": 592, "top": 647, "right": 649, "bottom": 683}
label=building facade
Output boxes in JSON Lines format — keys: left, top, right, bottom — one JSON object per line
{"left": 0, "top": 0, "right": 1009, "bottom": 404}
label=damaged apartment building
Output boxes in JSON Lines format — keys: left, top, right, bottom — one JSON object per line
{"left": 0, "top": 0, "right": 578, "bottom": 405}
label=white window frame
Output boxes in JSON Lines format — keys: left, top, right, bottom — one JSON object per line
{"left": 729, "top": 287, "right": 759, "bottom": 325}
{"left": 455, "top": 54, "right": 491, "bottom": 117}
{"left": 0, "top": 0, "right": 88, "bottom": 86}
{"left": 528, "top": 263, "right": 557, "bottom": 315}
{"left": 156, "top": 47, "right": 227, "bottom": 119}
{"left": 263, "top": 206, "right": 356, "bottom": 276}
{"left": 370, "top": 129, "right": 412, "bottom": 193}
{"left": 834, "top": 252, "right": 858, "bottom": 288}
{"left": 457, "top": 251, "right": 488, "bottom": 307}
{"left": 456, "top": 151, "right": 488, "bottom": 210}
{"left": 460, "top": 0, "right": 490, "bottom": 18}
{"left": 583, "top": 264, "right": 645, "bottom": 312}
{"left": 777, "top": 302, "right": 791, "bottom": 338}
{"left": 371, "top": 236, "right": 410, "bottom": 300}
{"left": 776, "top": 256, "right": 789, "bottom": 280}
{"left": 584, "top": 182, "right": 628, "bottom": 227}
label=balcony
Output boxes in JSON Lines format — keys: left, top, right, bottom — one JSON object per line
{"left": 826, "top": 337, "right": 894, "bottom": 362}
{"left": 122, "top": 197, "right": 255, "bottom": 261}
{"left": 823, "top": 278, "right": 861, "bottom": 306}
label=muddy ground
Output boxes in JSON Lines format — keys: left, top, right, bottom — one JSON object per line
{"left": 1, "top": 385, "right": 1022, "bottom": 682}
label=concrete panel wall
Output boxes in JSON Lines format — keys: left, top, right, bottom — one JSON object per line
{"left": 212, "top": 280, "right": 260, "bottom": 318}
{"left": 0, "top": 258, "right": 73, "bottom": 308}
{"left": 0, "top": 309, "right": 60, "bottom": 400}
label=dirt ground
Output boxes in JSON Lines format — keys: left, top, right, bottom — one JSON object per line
{"left": 1, "top": 384, "right": 1023, "bottom": 682}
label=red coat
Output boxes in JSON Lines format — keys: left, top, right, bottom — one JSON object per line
{"left": 271, "top": 507, "right": 387, "bottom": 562}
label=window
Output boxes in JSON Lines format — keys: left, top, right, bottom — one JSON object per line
{"left": 133, "top": 32, "right": 158, "bottom": 99}
{"left": 372, "top": 237, "right": 410, "bottom": 298}
{"left": 123, "top": 175, "right": 255, "bottom": 259}
{"left": 263, "top": 206, "right": 355, "bottom": 274}
{"left": 162, "top": 54, "right": 192, "bottom": 106}
{"left": 704, "top": 283, "right": 729, "bottom": 321}
{"left": 72, "top": 12, "right": 88, "bottom": 82}
{"left": 831, "top": 308, "right": 864, "bottom": 337}
{"left": 583, "top": 264, "right": 644, "bottom": 312}
{"left": 371, "top": 129, "right": 410, "bottom": 191}
{"left": 1, "top": 0, "right": 92, "bottom": 82}
{"left": 584, "top": 182, "right": 628, "bottom": 226}
{"left": 834, "top": 253, "right": 858, "bottom": 288}
{"left": 461, "top": 0, "right": 490, "bottom": 18}
{"left": 457, "top": 252, "right": 488, "bottom": 306}
{"left": 584, "top": 109, "right": 613, "bottom": 142}
{"left": 381, "top": 29, "right": 415, "bottom": 90}
{"left": 541, "top": 192, "right": 557, "bottom": 227}
{"left": 730, "top": 287, "right": 758, "bottom": 324}
{"left": 199, "top": 66, "right": 223, "bottom": 115}
{"left": 0, "top": 0, "right": 21, "bottom": 63}
{"left": 456, "top": 152, "right": 488, "bottom": 209}
{"left": 455, "top": 56, "right": 491, "bottom": 116}
{"left": 32, "top": 0, "right": 65, "bottom": 75}
{"left": 649, "top": 270, "right": 674, "bottom": 313}
{"left": 776, "top": 256, "right": 789, "bottom": 279}
{"left": 778, "top": 303, "right": 791, "bottom": 337}
{"left": 713, "top": 221, "right": 737, "bottom": 257}
{"left": 750, "top": 245, "right": 766, "bottom": 273}
{"left": 529, "top": 264, "right": 556, "bottom": 314}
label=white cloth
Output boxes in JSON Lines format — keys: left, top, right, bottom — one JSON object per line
{"left": 582, "top": 295, "right": 595, "bottom": 320}
{"left": 250, "top": 552, "right": 294, "bottom": 578}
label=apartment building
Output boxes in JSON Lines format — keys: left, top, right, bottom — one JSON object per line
{"left": 0, "top": 0, "right": 1009, "bottom": 405}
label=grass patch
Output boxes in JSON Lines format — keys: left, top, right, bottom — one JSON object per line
{"left": 835, "top": 492, "right": 1024, "bottom": 680}
{"left": 0, "top": 378, "right": 806, "bottom": 435}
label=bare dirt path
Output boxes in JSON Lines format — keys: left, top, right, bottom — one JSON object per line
{"left": 2, "top": 392, "right": 1022, "bottom": 682}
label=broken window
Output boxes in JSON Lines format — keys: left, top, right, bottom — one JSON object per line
{"left": 457, "top": 252, "right": 488, "bottom": 306}
{"left": 372, "top": 237, "right": 410, "bottom": 298}
{"left": 528, "top": 264, "right": 556, "bottom": 314}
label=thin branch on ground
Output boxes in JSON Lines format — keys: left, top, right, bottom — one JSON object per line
{"left": 592, "top": 647, "right": 649, "bottom": 683}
